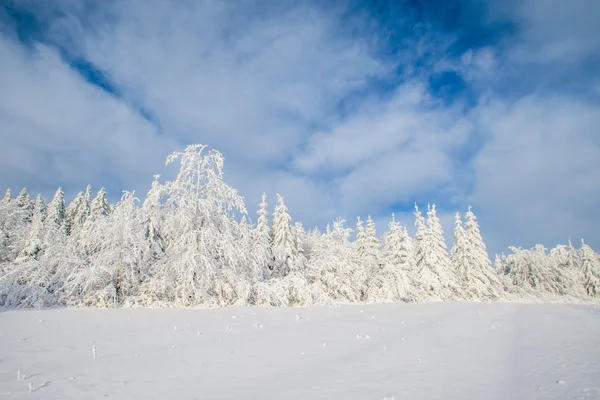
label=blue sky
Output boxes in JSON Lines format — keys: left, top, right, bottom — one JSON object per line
{"left": 1, "top": 0, "right": 599, "bottom": 255}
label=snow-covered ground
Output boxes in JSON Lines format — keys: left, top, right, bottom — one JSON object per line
{"left": 1, "top": 302, "right": 599, "bottom": 400}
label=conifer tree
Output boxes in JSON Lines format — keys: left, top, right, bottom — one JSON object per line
{"left": 451, "top": 212, "right": 468, "bottom": 280}
{"left": 16, "top": 188, "right": 33, "bottom": 223}
{"left": 91, "top": 187, "right": 111, "bottom": 218}
{"left": 580, "top": 239, "right": 600, "bottom": 297}
{"left": 365, "top": 215, "right": 380, "bottom": 265}
{"left": 356, "top": 217, "right": 366, "bottom": 258}
{"left": 272, "top": 194, "right": 294, "bottom": 276}
{"left": 1, "top": 188, "right": 12, "bottom": 204}
{"left": 464, "top": 206, "right": 491, "bottom": 270}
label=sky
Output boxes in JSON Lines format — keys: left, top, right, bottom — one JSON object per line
{"left": 0, "top": 0, "right": 599, "bottom": 255}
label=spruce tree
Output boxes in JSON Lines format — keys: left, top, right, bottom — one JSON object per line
{"left": 91, "top": 187, "right": 111, "bottom": 218}
{"left": 272, "top": 194, "right": 294, "bottom": 276}
{"left": 356, "top": 217, "right": 366, "bottom": 258}
{"left": 580, "top": 239, "right": 600, "bottom": 297}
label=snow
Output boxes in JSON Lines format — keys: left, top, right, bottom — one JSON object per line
{"left": 1, "top": 302, "right": 599, "bottom": 400}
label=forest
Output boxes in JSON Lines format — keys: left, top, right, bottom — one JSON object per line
{"left": 1, "top": 144, "right": 599, "bottom": 308}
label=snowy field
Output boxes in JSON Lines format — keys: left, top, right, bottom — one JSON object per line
{"left": 1, "top": 302, "right": 600, "bottom": 400}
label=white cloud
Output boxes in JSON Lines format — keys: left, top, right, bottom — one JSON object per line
{"left": 469, "top": 95, "right": 600, "bottom": 253}
{"left": 1, "top": 0, "right": 599, "bottom": 256}
{"left": 0, "top": 37, "right": 177, "bottom": 201}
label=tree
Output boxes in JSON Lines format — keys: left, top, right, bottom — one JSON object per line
{"left": 19, "top": 194, "right": 46, "bottom": 260}
{"left": 356, "top": 217, "right": 366, "bottom": 258}
{"left": 16, "top": 188, "right": 33, "bottom": 223}
{"left": 46, "top": 188, "right": 66, "bottom": 232}
{"left": 293, "top": 221, "right": 307, "bottom": 272}
{"left": 384, "top": 214, "right": 403, "bottom": 267}
{"left": 91, "top": 187, "right": 111, "bottom": 218}
{"left": 142, "top": 144, "right": 251, "bottom": 307}
{"left": 272, "top": 194, "right": 294, "bottom": 276}
{"left": 456, "top": 207, "right": 503, "bottom": 300}
{"left": 257, "top": 193, "right": 269, "bottom": 236}
{"left": 1, "top": 188, "right": 12, "bottom": 204}
{"left": 464, "top": 207, "right": 491, "bottom": 271}
{"left": 451, "top": 212, "right": 468, "bottom": 280}
{"left": 580, "top": 240, "right": 600, "bottom": 297}
{"left": 412, "top": 204, "right": 461, "bottom": 299}
{"left": 364, "top": 215, "right": 380, "bottom": 266}
{"left": 66, "top": 186, "right": 92, "bottom": 233}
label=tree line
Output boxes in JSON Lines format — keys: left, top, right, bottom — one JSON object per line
{"left": 1, "top": 144, "right": 598, "bottom": 308}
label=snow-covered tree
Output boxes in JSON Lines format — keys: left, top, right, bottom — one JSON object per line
{"left": 580, "top": 240, "right": 600, "bottom": 297}
{"left": 19, "top": 194, "right": 46, "bottom": 260}
{"left": 91, "top": 187, "right": 111, "bottom": 218}
{"left": 505, "top": 244, "right": 582, "bottom": 299}
{"left": 451, "top": 212, "right": 468, "bottom": 279}
{"left": 293, "top": 221, "right": 307, "bottom": 272}
{"left": 356, "top": 217, "right": 366, "bottom": 258}
{"left": 66, "top": 186, "right": 92, "bottom": 234}
{"left": 364, "top": 215, "right": 380, "bottom": 266}
{"left": 141, "top": 144, "right": 251, "bottom": 307}
{"left": 1, "top": 188, "right": 12, "bottom": 204}
{"left": 16, "top": 188, "right": 33, "bottom": 223}
{"left": 257, "top": 193, "right": 269, "bottom": 235}
{"left": 272, "top": 194, "right": 294, "bottom": 276}
{"left": 46, "top": 188, "right": 66, "bottom": 232}
{"left": 412, "top": 204, "right": 461, "bottom": 299}
{"left": 456, "top": 207, "right": 503, "bottom": 300}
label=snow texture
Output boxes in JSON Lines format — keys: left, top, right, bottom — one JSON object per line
{"left": 1, "top": 302, "right": 599, "bottom": 400}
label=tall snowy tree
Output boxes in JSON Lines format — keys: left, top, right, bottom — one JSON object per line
{"left": 272, "top": 194, "right": 294, "bottom": 276}
{"left": 580, "top": 240, "right": 600, "bottom": 297}
{"left": 144, "top": 144, "right": 251, "bottom": 307}
{"left": 364, "top": 215, "right": 380, "bottom": 266}
{"left": 453, "top": 208, "right": 502, "bottom": 300}
{"left": 91, "top": 187, "right": 111, "bottom": 218}
{"left": 1, "top": 188, "right": 12, "bottom": 204}
{"left": 366, "top": 213, "right": 412, "bottom": 303}
{"left": 384, "top": 214, "right": 403, "bottom": 266}
{"left": 46, "top": 188, "right": 66, "bottom": 231}
{"left": 412, "top": 204, "right": 461, "bottom": 299}
{"left": 293, "top": 221, "right": 307, "bottom": 272}
{"left": 356, "top": 217, "right": 366, "bottom": 258}
{"left": 464, "top": 206, "right": 491, "bottom": 270}
{"left": 257, "top": 193, "right": 269, "bottom": 236}
{"left": 16, "top": 188, "right": 33, "bottom": 223}
{"left": 451, "top": 212, "right": 468, "bottom": 279}
{"left": 19, "top": 194, "right": 46, "bottom": 260}
{"left": 66, "top": 186, "right": 92, "bottom": 233}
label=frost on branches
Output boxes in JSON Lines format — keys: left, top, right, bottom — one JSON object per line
{"left": 1, "top": 143, "right": 599, "bottom": 308}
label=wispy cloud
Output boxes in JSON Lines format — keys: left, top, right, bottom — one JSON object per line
{"left": 0, "top": 0, "right": 598, "bottom": 254}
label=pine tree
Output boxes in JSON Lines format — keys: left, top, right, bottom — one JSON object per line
{"left": 580, "top": 239, "right": 600, "bottom": 297}
{"left": 257, "top": 193, "right": 269, "bottom": 235}
{"left": 91, "top": 187, "right": 111, "bottom": 218}
{"left": 457, "top": 207, "right": 502, "bottom": 299}
{"left": 412, "top": 204, "right": 461, "bottom": 299}
{"left": 451, "top": 212, "right": 468, "bottom": 280}
{"left": 66, "top": 187, "right": 92, "bottom": 233}
{"left": 364, "top": 215, "right": 380, "bottom": 265}
{"left": 20, "top": 194, "right": 46, "bottom": 259}
{"left": 356, "top": 217, "right": 366, "bottom": 258}
{"left": 16, "top": 188, "right": 33, "bottom": 223}
{"left": 398, "top": 227, "right": 416, "bottom": 271}
{"left": 384, "top": 213, "right": 403, "bottom": 266}
{"left": 293, "top": 221, "right": 307, "bottom": 271}
{"left": 47, "top": 188, "right": 66, "bottom": 230}
{"left": 1, "top": 188, "right": 12, "bottom": 204}
{"left": 413, "top": 204, "right": 426, "bottom": 267}
{"left": 272, "top": 194, "right": 294, "bottom": 276}
{"left": 464, "top": 206, "right": 491, "bottom": 270}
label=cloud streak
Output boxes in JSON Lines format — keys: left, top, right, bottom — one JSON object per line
{"left": 0, "top": 0, "right": 598, "bottom": 255}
